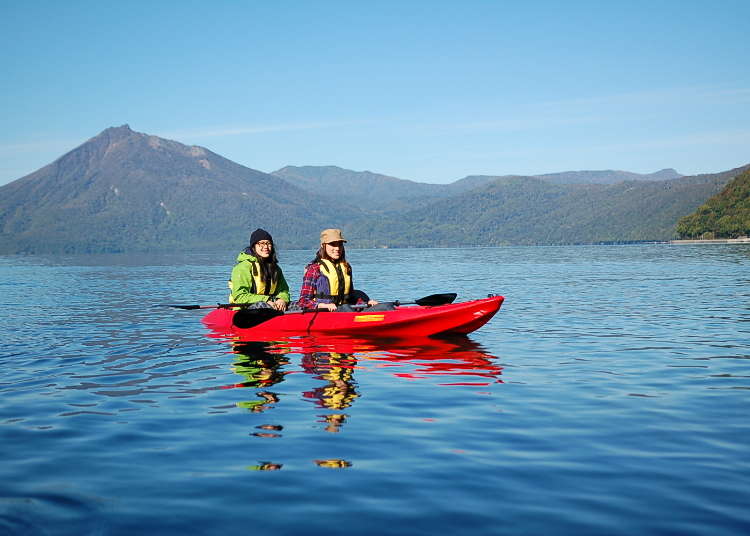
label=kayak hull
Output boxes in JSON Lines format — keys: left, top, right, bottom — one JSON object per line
{"left": 203, "top": 295, "right": 504, "bottom": 338}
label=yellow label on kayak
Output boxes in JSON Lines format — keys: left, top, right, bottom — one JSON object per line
{"left": 354, "top": 314, "right": 385, "bottom": 322}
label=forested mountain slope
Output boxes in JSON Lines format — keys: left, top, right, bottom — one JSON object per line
{"left": 348, "top": 166, "right": 749, "bottom": 247}
{"left": 676, "top": 168, "right": 750, "bottom": 239}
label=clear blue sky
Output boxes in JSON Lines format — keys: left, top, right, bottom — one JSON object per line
{"left": 1, "top": 0, "right": 748, "bottom": 186}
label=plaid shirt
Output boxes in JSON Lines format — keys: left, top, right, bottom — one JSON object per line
{"left": 297, "top": 263, "right": 323, "bottom": 309}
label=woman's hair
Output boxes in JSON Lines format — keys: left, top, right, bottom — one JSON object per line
{"left": 252, "top": 242, "right": 279, "bottom": 289}
{"left": 312, "top": 243, "right": 349, "bottom": 268}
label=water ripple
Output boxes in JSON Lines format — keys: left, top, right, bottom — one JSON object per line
{"left": 2, "top": 246, "right": 750, "bottom": 534}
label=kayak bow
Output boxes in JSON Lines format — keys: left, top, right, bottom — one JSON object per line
{"left": 202, "top": 295, "right": 504, "bottom": 338}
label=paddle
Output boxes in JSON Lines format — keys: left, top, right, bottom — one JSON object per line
{"left": 165, "top": 292, "right": 459, "bottom": 329}
{"left": 164, "top": 302, "right": 259, "bottom": 310}
{"left": 349, "top": 292, "right": 457, "bottom": 310}
{"left": 160, "top": 302, "right": 285, "bottom": 328}
{"left": 394, "top": 293, "right": 457, "bottom": 307}
{"left": 165, "top": 292, "right": 457, "bottom": 311}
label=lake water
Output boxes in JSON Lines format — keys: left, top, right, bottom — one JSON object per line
{"left": 1, "top": 245, "right": 749, "bottom": 535}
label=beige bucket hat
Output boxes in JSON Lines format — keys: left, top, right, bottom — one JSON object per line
{"left": 320, "top": 228, "right": 347, "bottom": 244}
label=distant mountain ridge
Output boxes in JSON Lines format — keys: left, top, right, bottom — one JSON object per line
{"left": 272, "top": 165, "right": 450, "bottom": 212}
{"left": 347, "top": 165, "right": 749, "bottom": 247}
{"left": 272, "top": 166, "right": 682, "bottom": 211}
{"left": 0, "top": 125, "right": 353, "bottom": 253}
{"left": 0, "top": 125, "right": 745, "bottom": 253}
{"left": 534, "top": 168, "right": 682, "bottom": 185}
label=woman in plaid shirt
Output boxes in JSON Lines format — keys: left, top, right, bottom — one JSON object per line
{"left": 296, "top": 228, "right": 379, "bottom": 312}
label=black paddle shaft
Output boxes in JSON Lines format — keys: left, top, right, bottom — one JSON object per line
{"left": 165, "top": 303, "right": 256, "bottom": 310}
{"left": 166, "top": 293, "right": 456, "bottom": 311}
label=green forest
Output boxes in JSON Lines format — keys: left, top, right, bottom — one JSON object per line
{"left": 676, "top": 169, "right": 750, "bottom": 239}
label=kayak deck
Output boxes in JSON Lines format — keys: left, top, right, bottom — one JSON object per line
{"left": 203, "top": 295, "right": 504, "bottom": 338}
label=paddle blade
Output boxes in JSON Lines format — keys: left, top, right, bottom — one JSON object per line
{"left": 414, "top": 293, "right": 457, "bottom": 306}
{"left": 232, "top": 308, "right": 284, "bottom": 329}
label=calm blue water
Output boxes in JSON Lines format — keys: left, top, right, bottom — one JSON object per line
{"left": 1, "top": 245, "right": 749, "bottom": 535}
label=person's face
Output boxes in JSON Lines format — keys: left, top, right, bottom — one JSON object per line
{"left": 254, "top": 240, "right": 272, "bottom": 259}
{"left": 324, "top": 241, "right": 344, "bottom": 260}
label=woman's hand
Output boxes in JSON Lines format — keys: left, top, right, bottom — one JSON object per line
{"left": 269, "top": 298, "right": 287, "bottom": 311}
{"left": 318, "top": 302, "right": 337, "bottom": 311}
{"left": 367, "top": 299, "right": 379, "bottom": 306}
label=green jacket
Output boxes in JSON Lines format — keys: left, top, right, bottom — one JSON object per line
{"left": 229, "top": 251, "right": 291, "bottom": 304}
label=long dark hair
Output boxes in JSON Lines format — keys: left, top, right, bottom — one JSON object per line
{"left": 312, "top": 244, "right": 349, "bottom": 271}
{"left": 247, "top": 242, "right": 279, "bottom": 289}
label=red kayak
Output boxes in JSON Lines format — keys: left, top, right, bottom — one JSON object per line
{"left": 203, "top": 295, "right": 504, "bottom": 338}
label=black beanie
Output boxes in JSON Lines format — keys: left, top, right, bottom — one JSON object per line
{"left": 249, "top": 228, "right": 273, "bottom": 247}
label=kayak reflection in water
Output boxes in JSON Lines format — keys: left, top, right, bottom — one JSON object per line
{"left": 293, "top": 228, "right": 390, "bottom": 312}
{"left": 229, "top": 341, "right": 289, "bottom": 413}
{"left": 371, "top": 337, "right": 504, "bottom": 385}
{"left": 302, "top": 351, "right": 359, "bottom": 433}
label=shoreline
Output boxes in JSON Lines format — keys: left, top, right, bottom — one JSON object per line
{"left": 670, "top": 237, "right": 750, "bottom": 245}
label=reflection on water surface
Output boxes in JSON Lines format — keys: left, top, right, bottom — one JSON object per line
{"left": 2, "top": 245, "right": 749, "bottom": 535}
{"left": 219, "top": 334, "right": 503, "bottom": 465}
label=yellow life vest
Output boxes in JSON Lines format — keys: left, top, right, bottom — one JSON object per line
{"left": 317, "top": 259, "right": 352, "bottom": 305}
{"left": 228, "top": 260, "right": 278, "bottom": 302}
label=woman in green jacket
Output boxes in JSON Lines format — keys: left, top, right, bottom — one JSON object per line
{"left": 229, "top": 228, "right": 290, "bottom": 310}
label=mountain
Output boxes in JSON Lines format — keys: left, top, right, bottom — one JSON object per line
{"left": 272, "top": 166, "right": 685, "bottom": 212}
{"left": 272, "top": 165, "right": 451, "bottom": 212}
{"left": 675, "top": 168, "right": 750, "bottom": 239}
{"left": 1, "top": 125, "right": 745, "bottom": 253}
{"left": 0, "top": 125, "right": 356, "bottom": 253}
{"left": 442, "top": 175, "right": 513, "bottom": 193}
{"left": 347, "top": 165, "right": 750, "bottom": 247}
{"left": 272, "top": 166, "right": 516, "bottom": 211}
{"left": 450, "top": 169, "right": 683, "bottom": 190}
{"left": 534, "top": 168, "right": 682, "bottom": 185}
{"left": 275, "top": 166, "right": 683, "bottom": 198}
